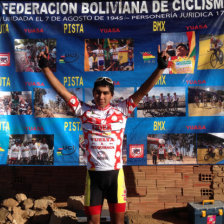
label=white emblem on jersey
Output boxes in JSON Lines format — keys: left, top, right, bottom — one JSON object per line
{"left": 70, "top": 98, "right": 76, "bottom": 105}
{"left": 111, "top": 115, "right": 118, "bottom": 121}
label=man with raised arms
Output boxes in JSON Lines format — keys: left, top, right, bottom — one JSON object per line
{"left": 38, "top": 45, "right": 168, "bottom": 224}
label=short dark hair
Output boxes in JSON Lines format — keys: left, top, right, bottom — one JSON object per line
{"left": 93, "top": 79, "right": 114, "bottom": 96}
{"left": 176, "top": 43, "right": 188, "bottom": 51}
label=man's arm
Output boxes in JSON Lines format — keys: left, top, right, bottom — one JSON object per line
{"left": 39, "top": 54, "right": 73, "bottom": 103}
{"left": 131, "top": 45, "right": 168, "bottom": 105}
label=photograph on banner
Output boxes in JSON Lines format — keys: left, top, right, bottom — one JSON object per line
{"left": 34, "top": 88, "right": 82, "bottom": 118}
{"left": 197, "top": 33, "right": 224, "bottom": 70}
{"left": 0, "top": 53, "right": 10, "bottom": 66}
{"left": 7, "top": 134, "right": 54, "bottom": 165}
{"left": 161, "top": 31, "right": 196, "bottom": 74}
{"left": 129, "top": 144, "right": 144, "bottom": 160}
{"left": 79, "top": 134, "right": 127, "bottom": 166}
{"left": 85, "top": 87, "right": 135, "bottom": 117}
{"left": 137, "top": 87, "right": 186, "bottom": 117}
{"left": 0, "top": 91, "right": 32, "bottom": 115}
{"left": 197, "top": 133, "right": 224, "bottom": 164}
{"left": 188, "top": 86, "right": 224, "bottom": 117}
{"left": 84, "top": 38, "right": 134, "bottom": 72}
{"left": 147, "top": 134, "right": 197, "bottom": 165}
{"left": 14, "top": 39, "right": 56, "bottom": 72}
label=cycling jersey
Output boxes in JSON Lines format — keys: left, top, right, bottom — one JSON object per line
{"left": 39, "top": 143, "right": 49, "bottom": 155}
{"left": 68, "top": 95, "right": 136, "bottom": 171}
{"left": 21, "top": 145, "right": 30, "bottom": 159}
{"left": 210, "top": 38, "right": 223, "bottom": 49}
{"left": 29, "top": 143, "right": 39, "bottom": 157}
{"left": 110, "top": 45, "right": 127, "bottom": 61}
{"left": 92, "top": 49, "right": 104, "bottom": 61}
{"left": 9, "top": 144, "right": 21, "bottom": 159}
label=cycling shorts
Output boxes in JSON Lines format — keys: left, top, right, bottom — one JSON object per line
{"left": 84, "top": 169, "right": 126, "bottom": 216}
{"left": 98, "top": 60, "right": 104, "bottom": 66}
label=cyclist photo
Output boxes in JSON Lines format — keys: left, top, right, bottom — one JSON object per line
{"left": 84, "top": 38, "right": 134, "bottom": 72}
{"left": 188, "top": 86, "right": 224, "bottom": 117}
{"left": 161, "top": 31, "right": 196, "bottom": 74}
{"left": 147, "top": 134, "right": 197, "bottom": 165}
{"left": 7, "top": 134, "right": 54, "bottom": 165}
{"left": 197, "top": 133, "right": 224, "bottom": 164}
{"left": 15, "top": 39, "right": 56, "bottom": 72}
{"left": 137, "top": 87, "right": 186, "bottom": 118}
{"left": 0, "top": 91, "right": 32, "bottom": 115}
{"left": 198, "top": 33, "right": 224, "bottom": 70}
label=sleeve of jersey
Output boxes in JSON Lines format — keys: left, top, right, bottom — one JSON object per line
{"left": 67, "top": 95, "right": 83, "bottom": 117}
{"left": 117, "top": 96, "right": 137, "bottom": 116}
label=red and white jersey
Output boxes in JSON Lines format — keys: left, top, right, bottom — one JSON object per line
{"left": 21, "top": 145, "right": 30, "bottom": 158}
{"left": 9, "top": 144, "right": 21, "bottom": 159}
{"left": 29, "top": 143, "right": 39, "bottom": 156}
{"left": 68, "top": 95, "right": 136, "bottom": 171}
{"left": 39, "top": 143, "right": 49, "bottom": 155}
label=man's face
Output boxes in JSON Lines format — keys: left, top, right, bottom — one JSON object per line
{"left": 93, "top": 86, "right": 113, "bottom": 109}
{"left": 176, "top": 46, "right": 188, "bottom": 56}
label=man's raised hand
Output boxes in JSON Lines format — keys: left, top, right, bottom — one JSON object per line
{"left": 38, "top": 51, "right": 49, "bottom": 69}
{"left": 157, "top": 45, "right": 169, "bottom": 69}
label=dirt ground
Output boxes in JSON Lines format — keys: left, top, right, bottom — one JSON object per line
{"left": 57, "top": 203, "right": 191, "bottom": 223}
{"left": 188, "top": 103, "right": 223, "bottom": 116}
{"left": 126, "top": 207, "right": 191, "bottom": 224}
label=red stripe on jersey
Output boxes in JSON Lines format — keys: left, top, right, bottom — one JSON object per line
{"left": 67, "top": 95, "right": 80, "bottom": 109}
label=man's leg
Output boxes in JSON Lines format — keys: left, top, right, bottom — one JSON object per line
{"left": 84, "top": 171, "right": 103, "bottom": 224}
{"left": 87, "top": 214, "right": 101, "bottom": 224}
{"left": 108, "top": 169, "right": 127, "bottom": 224}
{"left": 110, "top": 212, "right": 125, "bottom": 224}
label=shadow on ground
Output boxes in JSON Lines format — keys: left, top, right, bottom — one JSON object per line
{"left": 152, "top": 207, "right": 190, "bottom": 224}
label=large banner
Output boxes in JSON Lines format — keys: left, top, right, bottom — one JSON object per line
{"left": 0, "top": 1, "right": 224, "bottom": 166}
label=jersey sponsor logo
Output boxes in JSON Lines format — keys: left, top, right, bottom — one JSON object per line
{"left": 59, "top": 52, "right": 79, "bottom": 63}
{"left": 129, "top": 144, "right": 144, "bottom": 158}
{"left": 0, "top": 53, "right": 10, "bottom": 66}
{"left": 97, "top": 151, "right": 109, "bottom": 160}
{"left": 93, "top": 124, "right": 112, "bottom": 131}
{"left": 0, "top": 147, "right": 5, "bottom": 152}
{"left": 57, "top": 145, "right": 77, "bottom": 156}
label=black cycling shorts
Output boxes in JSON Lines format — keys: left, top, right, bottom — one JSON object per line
{"left": 84, "top": 169, "right": 126, "bottom": 215}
